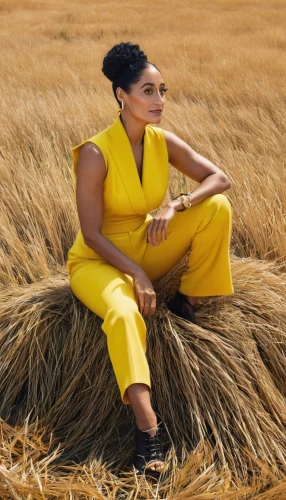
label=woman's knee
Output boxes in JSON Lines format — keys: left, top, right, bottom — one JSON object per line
{"left": 104, "top": 299, "right": 141, "bottom": 325}
{"left": 206, "top": 193, "right": 232, "bottom": 220}
{"left": 69, "top": 263, "right": 137, "bottom": 319}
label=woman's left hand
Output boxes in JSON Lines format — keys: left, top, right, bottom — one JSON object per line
{"left": 146, "top": 204, "right": 177, "bottom": 246}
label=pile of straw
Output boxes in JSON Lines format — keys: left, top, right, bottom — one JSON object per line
{"left": 0, "top": 253, "right": 286, "bottom": 498}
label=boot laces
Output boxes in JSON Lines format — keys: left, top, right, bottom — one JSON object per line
{"left": 145, "top": 429, "right": 162, "bottom": 461}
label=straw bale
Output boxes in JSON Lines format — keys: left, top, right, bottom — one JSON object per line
{"left": 0, "top": 253, "right": 285, "bottom": 493}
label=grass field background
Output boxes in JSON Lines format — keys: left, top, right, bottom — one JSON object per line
{"left": 0, "top": 0, "right": 286, "bottom": 497}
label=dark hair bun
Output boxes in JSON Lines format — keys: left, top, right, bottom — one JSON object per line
{"left": 102, "top": 42, "right": 147, "bottom": 82}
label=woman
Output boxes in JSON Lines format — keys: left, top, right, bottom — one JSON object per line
{"left": 67, "top": 42, "right": 234, "bottom": 477}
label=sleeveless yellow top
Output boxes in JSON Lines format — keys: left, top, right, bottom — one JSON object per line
{"left": 67, "top": 109, "right": 169, "bottom": 277}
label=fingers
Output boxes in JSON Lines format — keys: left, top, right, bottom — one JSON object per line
{"left": 142, "top": 292, "right": 156, "bottom": 317}
{"left": 147, "top": 219, "right": 168, "bottom": 246}
{"left": 146, "top": 222, "right": 153, "bottom": 245}
{"left": 155, "top": 219, "right": 167, "bottom": 245}
{"left": 140, "top": 291, "right": 147, "bottom": 317}
{"left": 148, "top": 293, "right": 157, "bottom": 317}
{"left": 133, "top": 275, "right": 157, "bottom": 318}
{"left": 164, "top": 221, "right": 168, "bottom": 240}
{"left": 135, "top": 287, "right": 144, "bottom": 316}
{"left": 150, "top": 219, "right": 161, "bottom": 246}
{"left": 135, "top": 289, "right": 156, "bottom": 317}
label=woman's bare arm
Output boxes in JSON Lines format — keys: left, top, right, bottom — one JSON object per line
{"left": 75, "top": 142, "right": 156, "bottom": 317}
{"left": 161, "top": 129, "right": 231, "bottom": 207}
{"left": 76, "top": 142, "right": 144, "bottom": 279}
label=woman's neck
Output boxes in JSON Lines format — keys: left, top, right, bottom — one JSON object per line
{"left": 119, "top": 112, "right": 146, "bottom": 148}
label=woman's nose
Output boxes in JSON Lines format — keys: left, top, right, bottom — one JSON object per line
{"left": 154, "top": 93, "right": 164, "bottom": 104}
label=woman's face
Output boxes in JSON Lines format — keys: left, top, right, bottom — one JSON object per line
{"left": 117, "top": 65, "right": 167, "bottom": 123}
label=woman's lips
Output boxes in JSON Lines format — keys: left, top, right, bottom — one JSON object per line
{"left": 150, "top": 110, "right": 162, "bottom": 113}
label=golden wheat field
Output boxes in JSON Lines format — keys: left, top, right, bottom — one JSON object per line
{"left": 0, "top": 0, "right": 286, "bottom": 498}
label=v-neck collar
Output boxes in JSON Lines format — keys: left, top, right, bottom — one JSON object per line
{"left": 106, "top": 109, "right": 151, "bottom": 215}
{"left": 118, "top": 109, "right": 146, "bottom": 188}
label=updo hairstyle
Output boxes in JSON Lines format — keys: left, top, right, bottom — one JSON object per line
{"left": 101, "top": 42, "right": 160, "bottom": 108}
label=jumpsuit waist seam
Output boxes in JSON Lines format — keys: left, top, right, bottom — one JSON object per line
{"left": 101, "top": 216, "right": 148, "bottom": 234}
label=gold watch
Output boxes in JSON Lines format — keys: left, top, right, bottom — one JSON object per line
{"left": 175, "top": 192, "right": 193, "bottom": 211}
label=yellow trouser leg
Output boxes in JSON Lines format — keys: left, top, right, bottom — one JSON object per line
{"left": 140, "top": 193, "right": 234, "bottom": 296}
{"left": 179, "top": 194, "right": 234, "bottom": 296}
{"left": 69, "top": 262, "right": 151, "bottom": 405}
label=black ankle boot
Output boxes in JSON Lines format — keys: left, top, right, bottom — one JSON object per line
{"left": 167, "top": 291, "right": 197, "bottom": 324}
{"left": 132, "top": 422, "right": 167, "bottom": 478}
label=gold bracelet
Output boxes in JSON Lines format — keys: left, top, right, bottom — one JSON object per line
{"left": 179, "top": 195, "right": 188, "bottom": 210}
{"left": 184, "top": 193, "right": 192, "bottom": 208}
{"left": 174, "top": 192, "right": 193, "bottom": 211}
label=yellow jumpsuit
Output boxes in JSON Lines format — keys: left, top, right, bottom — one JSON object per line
{"left": 67, "top": 109, "right": 234, "bottom": 405}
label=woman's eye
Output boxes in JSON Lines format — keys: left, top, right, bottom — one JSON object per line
{"left": 144, "top": 88, "right": 168, "bottom": 95}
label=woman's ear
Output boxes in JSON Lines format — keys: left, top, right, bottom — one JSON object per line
{"left": 116, "top": 87, "right": 125, "bottom": 102}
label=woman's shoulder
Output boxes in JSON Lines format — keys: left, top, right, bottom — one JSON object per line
{"left": 71, "top": 125, "right": 110, "bottom": 177}
{"left": 157, "top": 127, "right": 177, "bottom": 146}
{"left": 156, "top": 127, "right": 193, "bottom": 165}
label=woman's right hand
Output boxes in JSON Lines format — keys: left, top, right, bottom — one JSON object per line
{"left": 133, "top": 270, "right": 156, "bottom": 318}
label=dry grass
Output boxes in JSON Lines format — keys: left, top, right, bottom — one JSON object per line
{"left": 0, "top": 256, "right": 286, "bottom": 497}
{"left": 0, "top": 0, "right": 286, "bottom": 497}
